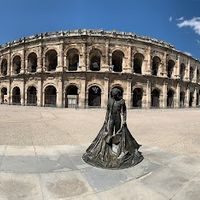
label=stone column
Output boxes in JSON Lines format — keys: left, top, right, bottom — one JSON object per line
{"left": 146, "top": 80, "right": 151, "bottom": 108}
{"left": 56, "top": 79, "right": 63, "bottom": 107}
{"left": 21, "top": 80, "right": 25, "bottom": 106}
{"left": 20, "top": 49, "right": 25, "bottom": 74}
{"left": 125, "top": 78, "right": 132, "bottom": 108}
{"left": 185, "top": 87, "right": 190, "bottom": 107}
{"left": 176, "top": 82, "right": 180, "bottom": 108}
{"left": 37, "top": 79, "right": 43, "bottom": 107}
{"left": 56, "top": 43, "right": 64, "bottom": 72}
{"left": 37, "top": 44, "right": 43, "bottom": 73}
{"left": 162, "top": 82, "right": 168, "bottom": 108}
{"left": 80, "top": 43, "right": 87, "bottom": 71}
{"left": 79, "top": 77, "right": 86, "bottom": 108}
{"left": 144, "top": 46, "right": 151, "bottom": 75}
{"left": 161, "top": 52, "right": 167, "bottom": 77}
{"left": 185, "top": 59, "right": 190, "bottom": 81}
{"left": 103, "top": 77, "right": 109, "bottom": 108}
{"left": 101, "top": 42, "right": 109, "bottom": 72}
{"left": 193, "top": 66, "right": 197, "bottom": 83}
{"left": 124, "top": 46, "right": 132, "bottom": 73}
{"left": 193, "top": 88, "right": 197, "bottom": 107}
{"left": 175, "top": 55, "right": 180, "bottom": 79}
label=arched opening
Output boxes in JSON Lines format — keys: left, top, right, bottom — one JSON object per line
{"left": 197, "top": 69, "right": 200, "bottom": 82}
{"left": 190, "top": 67, "right": 194, "bottom": 81}
{"left": 45, "top": 50, "right": 57, "bottom": 71}
{"left": 28, "top": 52, "right": 37, "bottom": 73}
{"left": 151, "top": 89, "right": 160, "bottom": 108}
{"left": 1, "top": 87, "right": 7, "bottom": 104}
{"left": 12, "top": 87, "right": 21, "bottom": 105}
{"left": 65, "top": 85, "right": 79, "bottom": 108}
{"left": 196, "top": 92, "right": 199, "bottom": 106}
{"left": 133, "top": 53, "right": 144, "bottom": 74}
{"left": 112, "top": 50, "right": 124, "bottom": 72}
{"left": 132, "top": 88, "right": 143, "bottom": 108}
{"left": 167, "top": 60, "right": 175, "bottom": 78}
{"left": 44, "top": 86, "right": 57, "bottom": 107}
{"left": 1, "top": 59, "right": 7, "bottom": 76}
{"left": 189, "top": 92, "right": 194, "bottom": 107}
{"left": 27, "top": 86, "right": 37, "bottom": 106}
{"left": 167, "top": 89, "right": 174, "bottom": 108}
{"left": 89, "top": 49, "right": 101, "bottom": 71}
{"left": 180, "top": 91, "right": 185, "bottom": 108}
{"left": 88, "top": 86, "right": 101, "bottom": 107}
{"left": 180, "top": 63, "right": 185, "bottom": 80}
{"left": 67, "top": 49, "right": 79, "bottom": 71}
{"left": 152, "top": 56, "right": 160, "bottom": 76}
{"left": 111, "top": 86, "right": 124, "bottom": 98}
{"left": 13, "top": 56, "right": 21, "bottom": 74}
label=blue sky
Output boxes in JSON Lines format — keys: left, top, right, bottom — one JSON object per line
{"left": 0, "top": 0, "right": 200, "bottom": 59}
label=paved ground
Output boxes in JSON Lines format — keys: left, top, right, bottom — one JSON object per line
{"left": 0, "top": 105, "right": 200, "bottom": 200}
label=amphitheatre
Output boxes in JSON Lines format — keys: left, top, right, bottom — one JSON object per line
{"left": 0, "top": 29, "right": 200, "bottom": 108}
{"left": 0, "top": 30, "right": 200, "bottom": 200}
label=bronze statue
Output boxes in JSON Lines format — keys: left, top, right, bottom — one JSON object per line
{"left": 82, "top": 88, "right": 143, "bottom": 169}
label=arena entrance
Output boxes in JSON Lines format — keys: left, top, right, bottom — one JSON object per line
{"left": 1, "top": 87, "right": 7, "bottom": 104}
{"left": 65, "top": 85, "right": 78, "bottom": 108}
{"left": 167, "top": 89, "right": 174, "bottom": 108}
{"left": 189, "top": 92, "right": 194, "bottom": 107}
{"left": 151, "top": 89, "right": 160, "bottom": 108}
{"left": 44, "top": 86, "right": 57, "bottom": 107}
{"left": 180, "top": 92, "right": 185, "bottom": 107}
{"left": 88, "top": 86, "right": 101, "bottom": 107}
{"left": 132, "top": 88, "right": 143, "bottom": 108}
{"left": 12, "top": 87, "right": 21, "bottom": 105}
{"left": 27, "top": 86, "right": 37, "bottom": 106}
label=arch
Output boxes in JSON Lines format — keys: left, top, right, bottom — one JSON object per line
{"left": 27, "top": 86, "right": 37, "bottom": 106}
{"left": 133, "top": 53, "right": 144, "bottom": 74}
{"left": 167, "top": 60, "right": 175, "bottom": 78}
{"left": 88, "top": 85, "right": 101, "bottom": 107}
{"left": 167, "top": 89, "right": 175, "bottom": 108}
{"left": 45, "top": 49, "right": 57, "bottom": 71}
{"left": 12, "top": 87, "right": 21, "bottom": 105}
{"left": 132, "top": 88, "right": 143, "bottom": 108}
{"left": 1, "top": 59, "right": 7, "bottom": 76}
{"left": 151, "top": 88, "right": 160, "bottom": 108}
{"left": 65, "top": 85, "right": 79, "bottom": 108}
{"left": 13, "top": 55, "right": 21, "bottom": 74}
{"left": 189, "top": 92, "right": 194, "bottom": 107}
{"left": 112, "top": 50, "right": 124, "bottom": 72}
{"left": 180, "top": 63, "right": 185, "bottom": 80}
{"left": 196, "top": 92, "right": 199, "bottom": 106}
{"left": 28, "top": 52, "right": 37, "bottom": 73}
{"left": 151, "top": 56, "right": 160, "bottom": 76}
{"left": 189, "top": 67, "right": 194, "bottom": 81}
{"left": 180, "top": 91, "right": 185, "bottom": 108}
{"left": 197, "top": 69, "right": 200, "bottom": 82}
{"left": 1, "top": 87, "right": 7, "bottom": 104}
{"left": 89, "top": 49, "right": 101, "bottom": 71}
{"left": 66, "top": 48, "right": 79, "bottom": 71}
{"left": 111, "top": 85, "right": 124, "bottom": 98}
{"left": 44, "top": 85, "right": 57, "bottom": 107}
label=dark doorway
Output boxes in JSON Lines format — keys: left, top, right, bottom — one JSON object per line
{"left": 44, "top": 86, "right": 57, "bottom": 107}
{"left": 132, "top": 88, "right": 143, "bottom": 108}
{"left": 151, "top": 89, "right": 160, "bottom": 108}
{"left": 167, "top": 89, "right": 174, "bottom": 108}
{"left": 88, "top": 86, "right": 101, "bottom": 107}
{"left": 112, "top": 50, "right": 124, "bottom": 72}
{"left": 1, "top": 87, "right": 7, "bottom": 104}
{"left": 12, "top": 87, "right": 21, "bottom": 105}
{"left": 28, "top": 53, "right": 37, "bottom": 73}
{"left": 65, "top": 85, "right": 78, "bottom": 108}
{"left": 27, "top": 86, "right": 37, "bottom": 106}
{"left": 180, "top": 92, "right": 185, "bottom": 108}
{"left": 45, "top": 50, "right": 57, "bottom": 71}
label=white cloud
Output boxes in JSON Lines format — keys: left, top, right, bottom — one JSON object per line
{"left": 169, "top": 16, "right": 173, "bottom": 22}
{"left": 176, "top": 17, "right": 184, "bottom": 21}
{"left": 177, "top": 17, "right": 200, "bottom": 35}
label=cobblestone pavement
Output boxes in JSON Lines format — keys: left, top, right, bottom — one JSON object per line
{"left": 0, "top": 105, "right": 200, "bottom": 200}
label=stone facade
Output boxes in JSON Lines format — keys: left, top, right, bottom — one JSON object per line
{"left": 0, "top": 29, "right": 200, "bottom": 108}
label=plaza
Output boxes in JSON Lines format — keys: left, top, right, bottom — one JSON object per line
{"left": 0, "top": 105, "right": 200, "bottom": 199}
